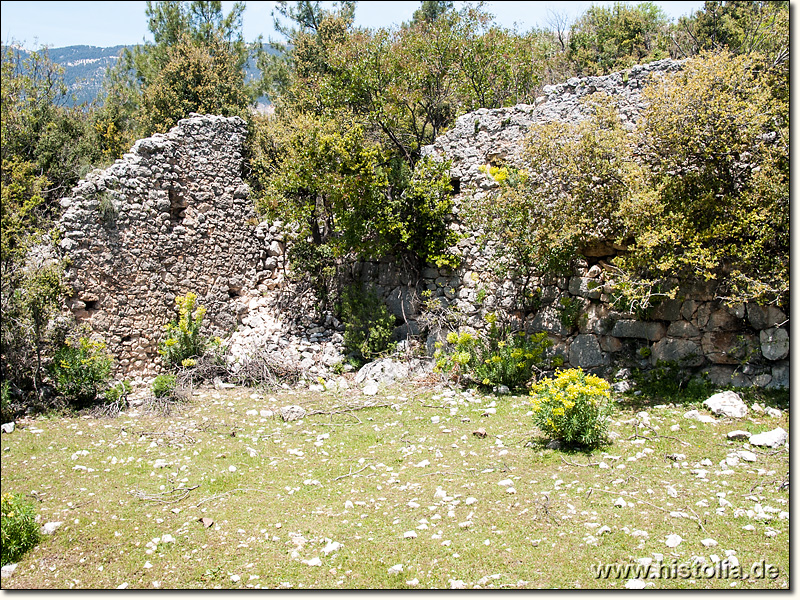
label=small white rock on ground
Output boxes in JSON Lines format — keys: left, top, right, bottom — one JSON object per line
{"left": 683, "top": 410, "right": 717, "bottom": 423}
{"left": 703, "top": 391, "right": 748, "bottom": 418}
{"left": 665, "top": 534, "right": 683, "bottom": 548}
{"left": 280, "top": 405, "right": 306, "bottom": 421}
{"left": 749, "top": 427, "right": 788, "bottom": 448}
{"left": 41, "top": 521, "right": 63, "bottom": 535}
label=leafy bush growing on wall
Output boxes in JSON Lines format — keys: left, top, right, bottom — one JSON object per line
{"left": 159, "top": 292, "right": 222, "bottom": 370}
{"left": 49, "top": 337, "right": 113, "bottom": 407}
{"left": 471, "top": 51, "right": 788, "bottom": 313}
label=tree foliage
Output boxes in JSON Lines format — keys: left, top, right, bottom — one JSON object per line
{"left": 567, "top": 2, "right": 671, "bottom": 75}
{"left": 674, "top": 1, "right": 789, "bottom": 66}
{"left": 1, "top": 45, "right": 101, "bottom": 397}
{"left": 105, "top": 0, "right": 262, "bottom": 136}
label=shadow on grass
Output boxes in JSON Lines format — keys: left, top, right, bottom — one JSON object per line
{"left": 525, "top": 436, "right": 610, "bottom": 457}
{"left": 615, "top": 365, "right": 789, "bottom": 412}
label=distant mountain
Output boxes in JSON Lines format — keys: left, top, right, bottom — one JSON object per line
{"left": 5, "top": 44, "right": 270, "bottom": 108}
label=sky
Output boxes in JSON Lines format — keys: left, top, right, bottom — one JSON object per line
{"left": 1, "top": 1, "right": 709, "bottom": 49}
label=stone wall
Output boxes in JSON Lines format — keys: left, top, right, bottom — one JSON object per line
{"left": 402, "top": 58, "right": 787, "bottom": 389}
{"left": 57, "top": 61, "right": 789, "bottom": 389}
{"left": 58, "top": 114, "right": 281, "bottom": 375}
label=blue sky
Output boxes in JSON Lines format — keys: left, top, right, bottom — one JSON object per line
{"left": 1, "top": 1, "right": 707, "bottom": 49}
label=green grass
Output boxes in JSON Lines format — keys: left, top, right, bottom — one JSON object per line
{"left": 0, "top": 380, "right": 789, "bottom": 589}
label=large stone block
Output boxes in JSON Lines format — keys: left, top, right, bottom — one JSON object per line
{"left": 701, "top": 332, "right": 759, "bottom": 365}
{"left": 760, "top": 328, "right": 789, "bottom": 361}
{"left": 747, "top": 304, "right": 787, "bottom": 330}
{"left": 700, "top": 365, "right": 751, "bottom": 388}
{"left": 666, "top": 320, "right": 700, "bottom": 338}
{"left": 568, "top": 276, "right": 602, "bottom": 299}
{"left": 568, "top": 334, "right": 608, "bottom": 368}
{"left": 650, "top": 298, "right": 682, "bottom": 321}
{"left": 611, "top": 319, "right": 666, "bottom": 341}
{"left": 529, "top": 306, "right": 571, "bottom": 337}
{"left": 706, "top": 308, "right": 741, "bottom": 332}
{"left": 769, "top": 363, "right": 789, "bottom": 389}
{"left": 650, "top": 338, "right": 703, "bottom": 366}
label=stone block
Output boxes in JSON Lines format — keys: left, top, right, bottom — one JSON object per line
{"left": 651, "top": 298, "right": 682, "bottom": 321}
{"left": 760, "top": 328, "right": 789, "bottom": 361}
{"left": 611, "top": 320, "right": 666, "bottom": 341}
{"left": 568, "top": 276, "right": 602, "bottom": 299}
{"left": 769, "top": 363, "right": 789, "bottom": 389}
{"left": 747, "top": 304, "right": 787, "bottom": 330}
{"left": 666, "top": 320, "right": 700, "bottom": 338}
{"left": 701, "top": 332, "right": 758, "bottom": 365}
{"left": 707, "top": 308, "right": 740, "bottom": 332}
{"left": 650, "top": 338, "right": 703, "bottom": 367}
{"left": 700, "top": 365, "right": 751, "bottom": 388}
{"left": 679, "top": 300, "right": 697, "bottom": 321}
{"left": 599, "top": 335, "right": 624, "bottom": 353}
{"left": 568, "top": 334, "right": 608, "bottom": 368}
{"left": 693, "top": 303, "right": 712, "bottom": 329}
{"left": 529, "top": 306, "right": 570, "bottom": 337}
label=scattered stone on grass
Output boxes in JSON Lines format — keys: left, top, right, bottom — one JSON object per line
{"left": 280, "top": 405, "right": 306, "bottom": 422}
{"left": 41, "top": 521, "right": 63, "bottom": 535}
{"left": 1, "top": 564, "right": 18, "bottom": 579}
{"left": 749, "top": 428, "right": 788, "bottom": 448}
{"left": 665, "top": 534, "right": 683, "bottom": 548}
{"left": 683, "top": 410, "right": 717, "bottom": 424}
{"left": 703, "top": 391, "right": 748, "bottom": 418}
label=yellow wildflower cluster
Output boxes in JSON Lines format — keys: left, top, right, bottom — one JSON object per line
{"left": 530, "top": 368, "right": 612, "bottom": 448}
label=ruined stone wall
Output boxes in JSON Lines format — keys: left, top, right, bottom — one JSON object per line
{"left": 407, "top": 58, "right": 788, "bottom": 389}
{"left": 56, "top": 62, "right": 788, "bottom": 389}
{"left": 58, "top": 114, "right": 282, "bottom": 376}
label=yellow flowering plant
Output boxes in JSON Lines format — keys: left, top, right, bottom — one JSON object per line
{"left": 1, "top": 492, "right": 40, "bottom": 565}
{"left": 159, "top": 292, "right": 222, "bottom": 370}
{"left": 434, "top": 313, "right": 551, "bottom": 390}
{"left": 531, "top": 368, "right": 613, "bottom": 448}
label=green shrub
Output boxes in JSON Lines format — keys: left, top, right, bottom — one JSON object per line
{"left": 49, "top": 337, "right": 113, "bottom": 407}
{"left": 1, "top": 381, "right": 12, "bottom": 422}
{"left": 1, "top": 492, "right": 40, "bottom": 566}
{"left": 557, "top": 296, "right": 583, "bottom": 330}
{"left": 435, "top": 312, "right": 551, "bottom": 390}
{"left": 339, "top": 284, "right": 397, "bottom": 362}
{"left": 105, "top": 380, "right": 131, "bottom": 404}
{"left": 151, "top": 374, "right": 177, "bottom": 398}
{"left": 159, "top": 292, "right": 214, "bottom": 370}
{"left": 531, "top": 368, "right": 613, "bottom": 448}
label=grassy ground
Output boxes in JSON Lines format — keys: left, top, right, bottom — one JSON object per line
{"left": 0, "top": 377, "right": 789, "bottom": 589}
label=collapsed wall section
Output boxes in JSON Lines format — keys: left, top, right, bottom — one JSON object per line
{"left": 57, "top": 114, "right": 274, "bottom": 376}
